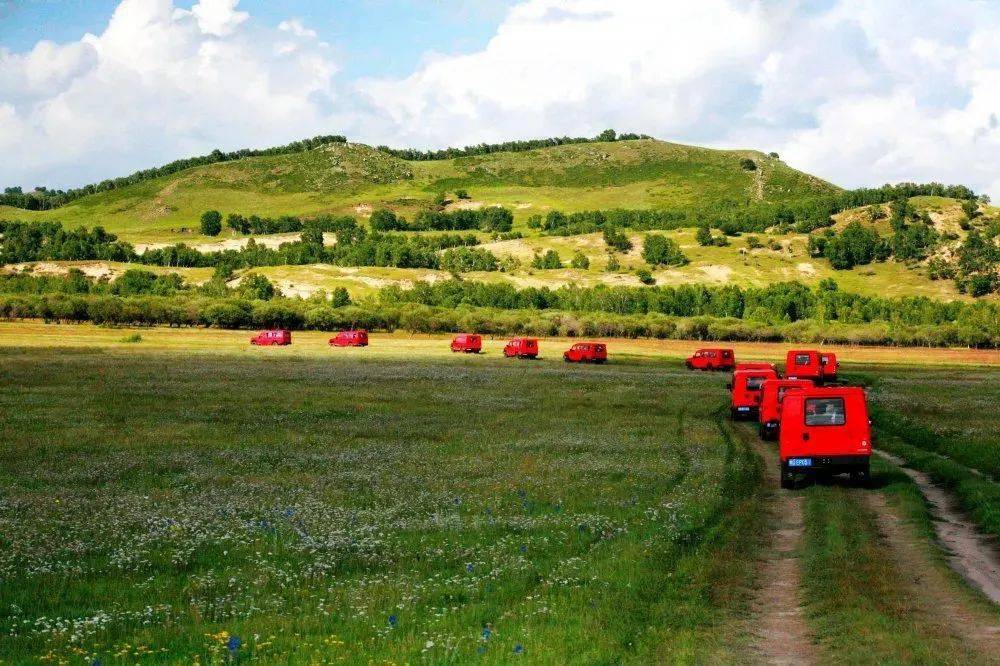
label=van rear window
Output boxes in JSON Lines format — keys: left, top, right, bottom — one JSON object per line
{"left": 746, "top": 377, "right": 766, "bottom": 390}
{"left": 795, "top": 354, "right": 811, "bottom": 365}
{"left": 805, "top": 397, "right": 846, "bottom": 426}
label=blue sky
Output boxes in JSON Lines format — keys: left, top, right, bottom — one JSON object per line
{"left": 0, "top": 0, "right": 997, "bottom": 196}
{"left": 0, "top": 0, "right": 513, "bottom": 78}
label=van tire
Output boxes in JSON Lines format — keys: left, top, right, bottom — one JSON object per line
{"left": 779, "top": 464, "right": 794, "bottom": 489}
{"left": 851, "top": 465, "right": 871, "bottom": 487}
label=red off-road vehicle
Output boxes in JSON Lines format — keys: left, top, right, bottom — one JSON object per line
{"left": 451, "top": 334, "right": 482, "bottom": 353}
{"left": 503, "top": 338, "right": 539, "bottom": 359}
{"left": 785, "top": 350, "right": 824, "bottom": 381}
{"left": 758, "top": 378, "right": 814, "bottom": 440}
{"left": 820, "top": 352, "right": 840, "bottom": 382}
{"left": 729, "top": 367, "right": 778, "bottom": 420}
{"left": 250, "top": 329, "right": 291, "bottom": 346}
{"left": 685, "top": 348, "right": 735, "bottom": 371}
{"left": 330, "top": 330, "right": 369, "bottom": 347}
{"left": 778, "top": 386, "right": 872, "bottom": 488}
{"left": 563, "top": 342, "right": 607, "bottom": 363}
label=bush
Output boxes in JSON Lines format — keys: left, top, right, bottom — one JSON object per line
{"left": 200, "top": 210, "right": 222, "bottom": 236}
{"left": 603, "top": 226, "right": 633, "bottom": 252}
{"left": 745, "top": 235, "right": 762, "bottom": 249}
{"left": 455, "top": 189, "right": 470, "bottom": 200}
{"left": 740, "top": 158, "right": 757, "bottom": 171}
{"left": 570, "top": 251, "right": 590, "bottom": 269}
{"left": 636, "top": 268, "right": 656, "bottom": 285}
{"left": 531, "top": 250, "right": 562, "bottom": 269}
{"left": 605, "top": 253, "right": 621, "bottom": 272}
{"left": 696, "top": 225, "right": 713, "bottom": 246}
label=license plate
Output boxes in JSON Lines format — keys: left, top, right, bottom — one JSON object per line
{"left": 737, "top": 407, "right": 750, "bottom": 412}
{"left": 788, "top": 458, "right": 812, "bottom": 467}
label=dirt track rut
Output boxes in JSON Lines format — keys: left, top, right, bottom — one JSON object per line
{"left": 743, "top": 429, "right": 816, "bottom": 665}
{"left": 874, "top": 450, "right": 1000, "bottom": 605}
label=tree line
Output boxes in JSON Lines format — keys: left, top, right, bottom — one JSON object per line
{"left": 375, "top": 129, "right": 649, "bottom": 161}
{"left": 0, "top": 136, "right": 347, "bottom": 211}
{"left": 0, "top": 220, "right": 492, "bottom": 272}
{"left": 369, "top": 207, "right": 514, "bottom": 232}
{"left": 1, "top": 272, "right": 995, "bottom": 347}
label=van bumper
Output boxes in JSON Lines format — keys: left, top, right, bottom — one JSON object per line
{"left": 782, "top": 455, "right": 870, "bottom": 472}
{"left": 731, "top": 406, "right": 758, "bottom": 421}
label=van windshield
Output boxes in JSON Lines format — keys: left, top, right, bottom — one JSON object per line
{"left": 805, "top": 397, "right": 846, "bottom": 426}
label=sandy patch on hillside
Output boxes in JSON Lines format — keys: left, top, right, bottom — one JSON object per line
{"left": 446, "top": 199, "right": 484, "bottom": 211}
{"left": 796, "top": 262, "right": 817, "bottom": 275}
{"left": 699, "top": 265, "right": 733, "bottom": 282}
{"left": 135, "top": 232, "right": 335, "bottom": 254}
{"left": 354, "top": 203, "right": 373, "bottom": 216}
{"left": 7, "top": 261, "right": 118, "bottom": 281}
{"left": 515, "top": 203, "right": 533, "bottom": 209}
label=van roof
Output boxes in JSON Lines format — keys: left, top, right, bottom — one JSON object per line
{"left": 785, "top": 385, "right": 865, "bottom": 398}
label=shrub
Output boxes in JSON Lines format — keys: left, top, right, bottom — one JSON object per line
{"left": 531, "top": 250, "right": 562, "bottom": 269}
{"left": 745, "top": 235, "right": 762, "bottom": 249}
{"left": 636, "top": 268, "right": 656, "bottom": 285}
{"left": 740, "top": 158, "right": 757, "bottom": 171}
{"left": 570, "top": 251, "right": 590, "bottom": 269}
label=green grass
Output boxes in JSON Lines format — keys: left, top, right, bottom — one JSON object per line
{"left": 0, "top": 343, "right": 765, "bottom": 663}
{"left": 800, "top": 477, "right": 980, "bottom": 663}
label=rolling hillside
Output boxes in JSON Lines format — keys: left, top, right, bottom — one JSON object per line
{"left": 3, "top": 137, "right": 995, "bottom": 303}
{"left": 0, "top": 139, "right": 837, "bottom": 242}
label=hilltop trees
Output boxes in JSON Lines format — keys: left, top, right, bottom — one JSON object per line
{"left": 602, "top": 226, "right": 633, "bottom": 252}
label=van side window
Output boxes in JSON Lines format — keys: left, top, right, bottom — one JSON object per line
{"left": 805, "top": 397, "right": 846, "bottom": 426}
{"left": 795, "top": 354, "right": 811, "bottom": 365}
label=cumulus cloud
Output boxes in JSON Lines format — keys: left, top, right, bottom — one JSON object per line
{"left": 0, "top": 0, "right": 342, "bottom": 189}
{"left": 355, "top": 0, "right": 1000, "bottom": 197}
{"left": 1, "top": 0, "right": 998, "bottom": 198}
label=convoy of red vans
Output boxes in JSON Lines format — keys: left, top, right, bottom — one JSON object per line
{"left": 247, "top": 331, "right": 865, "bottom": 490}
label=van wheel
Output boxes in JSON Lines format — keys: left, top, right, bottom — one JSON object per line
{"left": 851, "top": 466, "right": 871, "bottom": 487}
{"left": 779, "top": 465, "right": 794, "bottom": 489}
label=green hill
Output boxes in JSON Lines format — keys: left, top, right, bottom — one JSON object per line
{"left": 0, "top": 139, "right": 837, "bottom": 242}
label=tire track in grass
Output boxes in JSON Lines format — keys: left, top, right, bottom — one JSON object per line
{"left": 732, "top": 423, "right": 816, "bottom": 665}
{"left": 861, "top": 489, "right": 1000, "bottom": 656}
{"left": 872, "top": 450, "right": 1000, "bottom": 606}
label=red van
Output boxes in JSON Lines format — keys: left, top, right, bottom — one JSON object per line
{"left": 685, "top": 348, "right": 735, "bottom": 371}
{"left": 758, "top": 378, "right": 814, "bottom": 440}
{"left": 820, "top": 353, "right": 840, "bottom": 382}
{"left": 250, "top": 329, "right": 291, "bottom": 346}
{"left": 504, "top": 338, "right": 538, "bottom": 359}
{"left": 785, "top": 350, "right": 823, "bottom": 381}
{"left": 564, "top": 342, "right": 607, "bottom": 364}
{"left": 330, "top": 330, "right": 369, "bottom": 347}
{"left": 778, "top": 386, "right": 872, "bottom": 488}
{"left": 729, "top": 367, "right": 778, "bottom": 420}
{"left": 451, "top": 334, "right": 482, "bottom": 353}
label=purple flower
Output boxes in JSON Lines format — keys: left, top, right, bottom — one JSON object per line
{"left": 227, "top": 635, "right": 241, "bottom": 655}
{"left": 482, "top": 628, "right": 492, "bottom": 640}
{"left": 466, "top": 563, "right": 474, "bottom": 573}
{"left": 519, "top": 544, "right": 527, "bottom": 554}
{"left": 514, "top": 644, "right": 524, "bottom": 654}
{"left": 388, "top": 614, "right": 398, "bottom": 627}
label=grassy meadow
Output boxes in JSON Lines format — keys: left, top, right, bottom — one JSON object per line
{"left": 1, "top": 323, "right": 998, "bottom": 663}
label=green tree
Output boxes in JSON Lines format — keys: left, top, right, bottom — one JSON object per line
{"left": 740, "top": 158, "right": 757, "bottom": 171}
{"left": 642, "top": 234, "right": 688, "bottom": 267}
{"left": 331, "top": 286, "right": 351, "bottom": 307}
{"left": 369, "top": 209, "right": 401, "bottom": 231}
{"left": 636, "top": 267, "right": 655, "bottom": 284}
{"left": 238, "top": 274, "right": 277, "bottom": 300}
{"left": 605, "top": 253, "right": 621, "bottom": 272}
{"left": 570, "top": 251, "right": 590, "bottom": 269}
{"left": 531, "top": 250, "right": 562, "bottom": 269}
{"left": 597, "top": 129, "right": 617, "bottom": 142}
{"left": 603, "top": 226, "right": 633, "bottom": 252}
{"left": 200, "top": 210, "right": 222, "bottom": 236}
{"left": 455, "top": 189, "right": 470, "bottom": 200}
{"left": 481, "top": 207, "right": 513, "bottom": 232}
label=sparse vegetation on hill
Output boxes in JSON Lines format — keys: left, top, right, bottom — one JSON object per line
{"left": 376, "top": 128, "right": 649, "bottom": 161}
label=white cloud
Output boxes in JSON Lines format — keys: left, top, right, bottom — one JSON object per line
{"left": 1, "top": 0, "right": 998, "bottom": 198}
{"left": 0, "top": 0, "right": 341, "bottom": 190}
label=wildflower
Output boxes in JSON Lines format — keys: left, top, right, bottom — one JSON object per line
{"left": 514, "top": 644, "right": 524, "bottom": 654}
{"left": 466, "top": 563, "right": 474, "bottom": 573}
{"left": 282, "top": 507, "right": 295, "bottom": 518}
{"left": 425, "top": 640, "right": 434, "bottom": 649}
{"left": 227, "top": 635, "right": 241, "bottom": 656}
{"left": 519, "top": 544, "right": 527, "bottom": 553}
{"left": 388, "top": 614, "right": 397, "bottom": 628}
{"left": 481, "top": 627, "right": 491, "bottom": 640}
